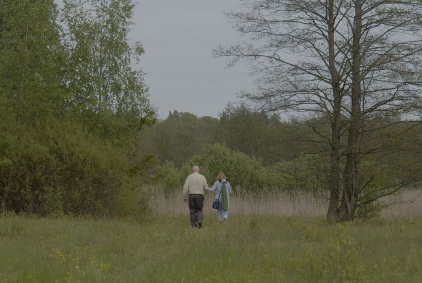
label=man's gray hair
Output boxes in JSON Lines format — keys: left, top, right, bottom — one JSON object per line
{"left": 192, "top": 166, "right": 199, "bottom": 172}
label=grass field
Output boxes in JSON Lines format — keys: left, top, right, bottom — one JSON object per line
{"left": 1, "top": 190, "right": 422, "bottom": 282}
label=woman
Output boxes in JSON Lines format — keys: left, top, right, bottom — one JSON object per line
{"left": 207, "top": 172, "right": 232, "bottom": 223}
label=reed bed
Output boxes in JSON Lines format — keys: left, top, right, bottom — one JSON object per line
{"left": 148, "top": 190, "right": 326, "bottom": 216}
{"left": 148, "top": 188, "right": 422, "bottom": 218}
{"left": 380, "top": 189, "right": 422, "bottom": 218}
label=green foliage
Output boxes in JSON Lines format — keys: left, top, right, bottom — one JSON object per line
{"left": 182, "top": 143, "right": 266, "bottom": 192}
{"left": 269, "top": 155, "right": 330, "bottom": 192}
{"left": 61, "top": 0, "right": 156, "bottom": 144}
{"left": 181, "top": 143, "right": 330, "bottom": 193}
{"left": 0, "top": 117, "right": 147, "bottom": 218}
{"left": 219, "top": 103, "right": 268, "bottom": 158}
{"left": 0, "top": 0, "right": 66, "bottom": 119}
{"left": 0, "top": 157, "right": 11, "bottom": 176}
{"left": 139, "top": 111, "right": 219, "bottom": 167}
{"left": 354, "top": 143, "right": 422, "bottom": 220}
{"left": 0, "top": 0, "right": 156, "bottom": 219}
{"left": 152, "top": 161, "right": 182, "bottom": 198}
{"left": 41, "top": 187, "right": 65, "bottom": 217}
{"left": 219, "top": 103, "right": 306, "bottom": 165}
{"left": 76, "top": 101, "right": 422, "bottom": 221}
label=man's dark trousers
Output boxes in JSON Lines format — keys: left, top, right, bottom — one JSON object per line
{"left": 188, "top": 194, "right": 204, "bottom": 226}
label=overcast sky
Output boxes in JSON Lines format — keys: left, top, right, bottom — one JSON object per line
{"left": 132, "top": 0, "right": 255, "bottom": 119}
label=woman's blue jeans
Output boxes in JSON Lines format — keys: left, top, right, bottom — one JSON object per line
{"left": 217, "top": 207, "right": 228, "bottom": 221}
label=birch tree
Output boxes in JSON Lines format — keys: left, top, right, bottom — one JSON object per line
{"left": 0, "top": 0, "right": 65, "bottom": 120}
{"left": 60, "top": 0, "right": 155, "bottom": 141}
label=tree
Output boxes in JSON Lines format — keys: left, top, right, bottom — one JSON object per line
{"left": 215, "top": 0, "right": 422, "bottom": 222}
{"left": 139, "top": 111, "right": 219, "bottom": 167}
{"left": 60, "top": 0, "right": 155, "bottom": 143}
{"left": 0, "top": 0, "right": 65, "bottom": 121}
{"left": 220, "top": 103, "right": 305, "bottom": 164}
{"left": 0, "top": 0, "right": 66, "bottom": 213}
{"left": 219, "top": 102, "right": 268, "bottom": 159}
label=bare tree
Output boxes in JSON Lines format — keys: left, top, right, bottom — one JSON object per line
{"left": 214, "top": 0, "right": 422, "bottom": 222}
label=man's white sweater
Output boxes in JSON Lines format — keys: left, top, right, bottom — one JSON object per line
{"left": 182, "top": 172, "right": 208, "bottom": 199}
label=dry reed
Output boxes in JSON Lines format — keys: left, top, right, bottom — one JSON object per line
{"left": 148, "top": 187, "right": 422, "bottom": 218}
{"left": 380, "top": 189, "right": 422, "bottom": 218}
{"left": 148, "top": 189, "right": 327, "bottom": 216}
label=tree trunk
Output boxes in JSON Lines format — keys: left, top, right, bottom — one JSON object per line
{"left": 326, "top": 0, "right": 342, "bottom": 223}
{"left": 337, "top": 0, "right": 363, "bottom": 222}
{"left": 327, "top": 114, "right": 341, "bottom": 223}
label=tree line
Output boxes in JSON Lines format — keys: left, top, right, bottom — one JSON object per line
{"left": 141, "top": 104, "right": 422, "bottom": 220}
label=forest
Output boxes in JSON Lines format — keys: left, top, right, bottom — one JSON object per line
{"left": 2, "top": 0, "right": 422, "bottom": 222}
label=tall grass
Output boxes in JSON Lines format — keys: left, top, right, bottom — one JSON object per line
{"left": 149, "top": 188, "right": 422, "bottom": 218}
{"left": 380, "top": 189, "right": 422, "bottom": 218}
{"left": 149, "top": 189, "right": 327, "bottom": 217}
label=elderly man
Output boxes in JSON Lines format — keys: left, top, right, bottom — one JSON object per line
{"left": 183, "top": 165, "right": 208, "bottom": 228}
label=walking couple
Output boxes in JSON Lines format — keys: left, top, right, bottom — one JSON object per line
{"left": 182, "top": 166, "right": 231, "bottom": 228}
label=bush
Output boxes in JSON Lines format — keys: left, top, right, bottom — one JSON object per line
{"left": 0, "top": 117, "right": 148, "bottom": 219}
{"left": 182, "top": 143, "right": 267, "bottom": 193}
{"left": 152, "top": 161, "right": 182, "bottom": 198}
{"left": 268, "top": 155, "right": 330, "bottom": 192}
{"left": 180, "top": 144, "right": 330, "bottom": 194}
{"left": 41, "top": 186, "right": 64, "bottom": 217}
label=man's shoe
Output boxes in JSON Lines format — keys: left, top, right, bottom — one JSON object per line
{"left": 197, "top": 221, "right": 203, "bottom": 229}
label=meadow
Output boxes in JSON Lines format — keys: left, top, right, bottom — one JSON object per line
{"left": 1, "top": 190, "right": 422, "bottom": 282}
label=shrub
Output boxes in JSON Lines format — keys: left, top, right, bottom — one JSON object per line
{"left": 152, "top": 161, "right": 182, "bottom": 198}
{"left": 182, "top": 143, "right": 267, "bottom": 193}
{"left": 181, "top": 144, "right": 330, "bottom": 194}
{"left": 0, "top": 117, "right": 147, "bottom": 218}
{"left": 269, "top": 155, "right": 330, "bottom": 192}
